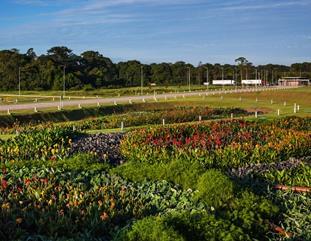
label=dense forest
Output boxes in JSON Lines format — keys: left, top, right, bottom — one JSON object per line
{"left": 0, "top": 47, "right": 310, "bottom": 91}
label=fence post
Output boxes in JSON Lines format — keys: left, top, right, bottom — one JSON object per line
{"left": 199, "top": 115, "right": 202, "bottom": 121}
{"left": 294, "top": 103, "right": 297, "bottom": 113}
{"left": 121, "top": 122, "right": 124, "bottom": 131}
{"left": 255, "top": 111, "right": 258, "bottom": 118}
{"left": 162, "top": 119, "right": 165, "bottom": 126}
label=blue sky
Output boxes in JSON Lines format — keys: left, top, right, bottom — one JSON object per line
{"left": 0, "top": 0, "right": 310, "bottom": 65}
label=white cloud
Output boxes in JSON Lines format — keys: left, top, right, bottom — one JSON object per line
{"left": 222, "top": 0, "right": 311, "bottom": 11}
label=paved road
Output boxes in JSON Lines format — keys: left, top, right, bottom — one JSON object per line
{"left": 0, "top": 86, "right": 297, "bottom": 112}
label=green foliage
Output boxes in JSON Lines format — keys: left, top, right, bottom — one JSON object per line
{"left": 1, "top": 47, "right": 310, "bottom": 91}
{"left": 164, "top": 210, "right": 250, "bottom": 241}
{"left": 115, "top": 216, "right": 185, "bottom": 241}
{"left": 195, "top": 169, "right": 235, "bottom": 208}
{"left": 113, "top": 159, "right": 204, "bottom": 189}
{"left": 0, "top": 127, "right": 77, "bottom": 163}
{"left": 0, "top": 165, "right": 198, "bottom": 241}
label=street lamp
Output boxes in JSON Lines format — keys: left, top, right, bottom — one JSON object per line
{"left": 140, "top": 65, "right": 143, "bottom": 95}
{"left": 63, "top": 65, "right": 66, "bottom": 97}
{"left": 187, "top": 67, "right": 191, "bottom": 92}
{"left": 205, "top": 67, "right": 209, "bottom": 89}
{"left": 18, "top": 67, "right": 21, "bottom": 96}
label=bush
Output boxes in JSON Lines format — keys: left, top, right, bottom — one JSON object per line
{"left": 195, "top": 169, "right": 234, "bottom": 208}
{"left": 115, "top": 217, "right": 185, "bottom": 241}
{"left": 113, "top": 159, "right": 204, "bottom": 189}
{"left": 164, "top": 210, "right": 249, "bottom": 241}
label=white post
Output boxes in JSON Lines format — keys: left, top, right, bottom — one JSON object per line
{"left": 277, "top": 109, "right": 280, "bottom": 116}
{"left": 294, "top": 103, "right": 297, "bottom": 113}
{"left": 7, "top": 109, "right": 10, "bottom": 115}
{"left": 255, "top": 111, "right": 258, "bottom": 118}
{"left": 297, "top": 105, "right": 300, "bottom": 111}
{"left": 283, "top": 101, "right": 286, "bottom": 106}
{"left": 162, "top": 119, "right": 165, "bottom": 126}
{"left": 199, "top": 115, "right": 202, "bottom": 121}
{"left": 121, "top": 122, "right": 124, "bottom": 131}
{"left": 231, "top": 113, "right": 233, "bottom": 119}
{"left": 34, "top": 107, "right": 38, "bottom": 113}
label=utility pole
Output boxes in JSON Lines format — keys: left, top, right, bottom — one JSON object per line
{"left": 206, "top": 67, "right": 209, "bottom": 89}
{"left": 18, "top": 67, "right": 21, "bottom": 96}
{"left": 63, "top": 65, "right": 66, "bottom": 97}
{"left": 140, "top": 65, "right": 143, "bottom": 95}
{"left": 187, "top": 67, "right": 191, "bottom": 92}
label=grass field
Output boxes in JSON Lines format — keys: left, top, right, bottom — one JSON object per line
{"left": 0, "top": 85, "right": 224, "bottom": 99}
{"left": 0, "top": 87, "right": 309, "bottom": 139}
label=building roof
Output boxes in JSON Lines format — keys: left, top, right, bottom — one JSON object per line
{"left": 279, "top": 77, "right": 310, "bottom": 81}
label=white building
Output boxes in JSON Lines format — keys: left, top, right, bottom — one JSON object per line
{"left": 212, "top": 80, "right": 235, "bottom": 85}
{"left": 278, "top": 77, "right": 310, "bottom": 86}
{"left": 242, "top": 79, "right": 262, "bottom": 85}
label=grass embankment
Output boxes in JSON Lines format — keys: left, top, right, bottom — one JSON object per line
{"left": 0, "top": 87, "right": 310, "bottom": 139}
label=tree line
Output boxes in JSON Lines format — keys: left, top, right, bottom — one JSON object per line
{"left": 0, "top": 46, "right": 310, "bottom": 91}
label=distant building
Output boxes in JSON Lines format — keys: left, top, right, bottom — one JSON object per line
{"left": 278, "top": 77, "right": 310, "bottom": 86}
{"left": 242, "top": 79, "right": 262, "bottom": 85}
{"left": 212, "top": 80, "right": 235, "bottom": 85}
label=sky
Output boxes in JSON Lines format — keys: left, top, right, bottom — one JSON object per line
{"left": 0, "top": 0, "right": 310, "bottom": 65}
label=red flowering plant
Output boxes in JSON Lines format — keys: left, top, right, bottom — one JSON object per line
{"left": 121, "top": 119, "right": 311, "bottom": 169}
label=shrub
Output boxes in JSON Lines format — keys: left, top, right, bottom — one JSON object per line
{"left": 195, "top": 169, "right": 234, "bottom": 208}
{"left": 115, "top": 217, "right": 185, "bottom": 241}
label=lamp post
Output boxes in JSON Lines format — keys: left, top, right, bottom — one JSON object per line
{"left": 63, "top": 65, "right": 66, "bottom": 97}
{"left": 140, "top": 65, "right": 143, "bottom": 95}
{"left": 205, "top": 67, "right": 209, "bottom": 89}
{"left": 187, "top": 66, "right": 191, "bottom": 92}
{"left": 18, "top": 67, "right": 21, "bottom": 96}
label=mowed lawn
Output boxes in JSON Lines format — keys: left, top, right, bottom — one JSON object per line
{"left": 181, "top": 87, "right": 311, "bottom": 118}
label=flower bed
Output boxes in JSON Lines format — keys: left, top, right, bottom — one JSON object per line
{"left": 121, "top": 119, "right": 311, "bottom": 168}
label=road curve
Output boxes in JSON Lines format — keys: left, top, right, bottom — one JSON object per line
{"left": 0, "top": 86, "right": 297, "bottom": 112}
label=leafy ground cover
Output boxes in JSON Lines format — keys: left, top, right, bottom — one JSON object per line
{"left": 0, "top": 116, "right": 310, "bottom": 240}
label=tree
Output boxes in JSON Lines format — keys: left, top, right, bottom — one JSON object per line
{"left": 235, "top": 57, "right": 249, "bottom": 84}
